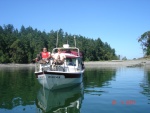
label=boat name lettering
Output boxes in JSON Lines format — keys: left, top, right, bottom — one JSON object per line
{"left": 48, "top": 75, "right": 63, "bottom": 78}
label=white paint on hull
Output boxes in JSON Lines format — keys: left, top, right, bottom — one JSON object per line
{"left": 37, "top": 73, "right": 83, "bottom": 89}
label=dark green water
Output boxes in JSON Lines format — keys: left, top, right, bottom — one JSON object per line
{"left": 0, "top": 67, "right": 150, "bottom": 113}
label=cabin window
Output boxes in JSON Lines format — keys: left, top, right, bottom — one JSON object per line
{"left": 66, "top": 58, "right": 76, "bottom": 66}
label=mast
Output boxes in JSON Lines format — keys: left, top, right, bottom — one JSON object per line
{"left": 74, "top": 35, "right": 76, "bottom": 47}
{"left": 56, "top": 31, "right": 58, "bottom": 48}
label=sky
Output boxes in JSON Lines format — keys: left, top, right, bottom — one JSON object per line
{"left": 0, "top": 0, "right": 150, "bottom": 59}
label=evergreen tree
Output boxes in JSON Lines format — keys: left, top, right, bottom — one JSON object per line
{"left": 0, "top": 24, "right": 118, "bottom": 63}
{"left": 138, "top": 31, "right": 150, "bottom": 56}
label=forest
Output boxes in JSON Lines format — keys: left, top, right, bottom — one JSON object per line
{"left": 0, "top": 24, "right": 118, "bottom": 63}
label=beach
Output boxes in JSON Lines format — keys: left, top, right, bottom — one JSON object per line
{"left": 0, "top": 59, "right": 150, "bottom": 68}
{"left": 84, "top": 59, "right": 150, "bottom": 68}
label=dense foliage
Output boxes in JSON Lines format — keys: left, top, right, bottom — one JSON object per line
{"left": 138, "top": 31, "right": 150, "bottom": 56}
{"left": 0, "top": 24, "right": 118, "bottom": 63}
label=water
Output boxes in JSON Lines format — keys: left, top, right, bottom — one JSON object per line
{"left": 0, "top": 66, "right": 150, "bottom": 113}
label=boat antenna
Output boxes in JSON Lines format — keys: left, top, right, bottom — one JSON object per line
{"left": 56, "top": 31, "right": 58, "bottom": 48}
{"left": 74, "top": 35, "right": 76, "bottom": 47}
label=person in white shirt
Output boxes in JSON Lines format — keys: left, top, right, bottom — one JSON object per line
{"left": 52, "top": 48, "right": 66, "bottom": 65}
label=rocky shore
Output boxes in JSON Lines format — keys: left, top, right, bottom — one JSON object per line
{"left": 0, "top": 59, "right": 150, "bottom": 68}
{"left": 84, "top": 59, "right": 150, "bottom": 68}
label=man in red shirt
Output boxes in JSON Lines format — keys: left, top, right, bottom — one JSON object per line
{"left": 41, "top": 47, "right": 51, "bottom": 60}
{"left": 36, "top": 47, "right": 51, "bottom": 63}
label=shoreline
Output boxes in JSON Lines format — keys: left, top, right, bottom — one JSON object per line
{"left": 0, "top": 59, "right": 150, "bottom": 68}
{"left": 84, "top": 59, "right": 150, "bottom": 68}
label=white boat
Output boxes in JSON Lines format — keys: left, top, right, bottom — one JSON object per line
{"left": 34, "top": 44, "right": 85, "bottom": 89}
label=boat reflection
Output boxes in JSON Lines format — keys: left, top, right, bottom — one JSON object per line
{"left": 36, "top": 83, "right": 84, "bottom": 113}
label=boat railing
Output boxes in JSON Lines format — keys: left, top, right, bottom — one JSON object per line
{"left": 35, "top": 61, "right": 51, "bottom": 72}
{"left": 52, "top": 47, "right": 80, "bottom": 56}
{"left": 35, "top": 62, "right": 40, "bottom": 72}
{"left": 35, "top": 58, "right": 65, "bottom": 72}
{"left": 35, "top": 58, "right": 83, "bottom": 73}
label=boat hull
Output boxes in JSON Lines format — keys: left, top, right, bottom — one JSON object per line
{"left": 35, "top": 71, "right": 84, "bottom": 89}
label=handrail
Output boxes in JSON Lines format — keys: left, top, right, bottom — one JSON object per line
{"left": 52, "top": 47, "right": 80, "bottom": 56}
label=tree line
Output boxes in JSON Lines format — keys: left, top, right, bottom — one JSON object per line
{"left": 0, "top": 24, "right": 118, "bottom": 63}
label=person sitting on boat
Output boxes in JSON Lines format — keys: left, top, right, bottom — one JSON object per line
{"left": 36, "top": 47, "right": 51, "bottom": 63}
{"left": 52, "top": 48, "right": 66, "bottom": 65}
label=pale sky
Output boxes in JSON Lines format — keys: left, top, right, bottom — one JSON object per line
{"left": 0, "top": 0, "right": 150, "bottom": 59}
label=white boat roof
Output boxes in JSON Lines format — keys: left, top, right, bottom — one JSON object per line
{"left": 51, "top": 44, "right": 82, "bottom": 58}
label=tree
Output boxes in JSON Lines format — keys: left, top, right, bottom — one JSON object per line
{"left": 138, "top": 31, "right": 150, "bottom": 56}
{"left": 122, "top": 56, "right": 127, "bottom": 60}
{"left": 10, "top": 39, "right": 26, "bottom": 63}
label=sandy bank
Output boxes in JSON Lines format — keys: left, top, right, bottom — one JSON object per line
{"left": 0, "top": 63, "right": 35, "bottom": 68}
{"left": 84, "top": 59, "right": 150, "bottom": 68}
{"left": 0, "top": 59, "right": 150, "bottom": 68}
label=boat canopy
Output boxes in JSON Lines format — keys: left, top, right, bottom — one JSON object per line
{"left": 52, "top": 44, "right": 83, "bottom": 58}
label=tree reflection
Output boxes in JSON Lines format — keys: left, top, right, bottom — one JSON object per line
{"left": 140, "top": 68, "right": 150, "bottom": 104}
{"left": 83, "top": 68, "right": 116, "bottom": 95}
{"left": 0, "top": 67, "right": 40, "bottom": 110}
{"left": 0, "top": 67, "right": 117, "bottom": 112}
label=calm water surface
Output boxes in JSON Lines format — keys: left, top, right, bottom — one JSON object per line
{"left": 0, "top": 66, "right": 150, "bottom": 113}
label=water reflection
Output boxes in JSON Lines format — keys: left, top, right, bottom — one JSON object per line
{"left": 1, "top": 67, "right": 150, "bottom": 113}
{"left": 0, "top": 67, "right": 40, "bottom": 111}
{"left": 140, "top": 68, "right": 150, "bottom": 104}
{"left": 84, "top": 68, "right": 116, "bottom": 95}
{"left": 36, "top": 84, "right": 84, "bottom": 113}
